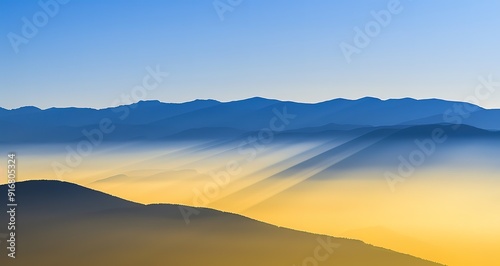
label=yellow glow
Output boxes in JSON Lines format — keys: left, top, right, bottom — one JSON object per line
{"left": 7, "top": 144, "right": 500, "bottom": 266}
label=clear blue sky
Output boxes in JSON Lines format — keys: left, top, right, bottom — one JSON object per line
{"left": 1, "top": 0, "right": 500, "bottom": 109}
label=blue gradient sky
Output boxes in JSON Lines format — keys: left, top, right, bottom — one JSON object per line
{"left": 1, "top": 0, "right": 500, "bottom": 109}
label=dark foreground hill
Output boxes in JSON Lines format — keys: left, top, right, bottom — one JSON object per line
{"left": 0, "top": 181, "right": 443, "bottom": 266}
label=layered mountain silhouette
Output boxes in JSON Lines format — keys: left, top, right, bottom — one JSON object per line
{"left": 0, "top": 181, "right": 443, "bottom": 266}
{"left": 1, "top": 97, "right": 499, "bottom": 143}
{"left": 2, "top": 98, "right": 497, "bottom": 265}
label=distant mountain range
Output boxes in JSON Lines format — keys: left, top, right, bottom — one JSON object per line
{"left": 1, "top": 97, "right": 499, "bottom": 143}
{"left": 0, "top": 181, "right": 444, "bottom": 266}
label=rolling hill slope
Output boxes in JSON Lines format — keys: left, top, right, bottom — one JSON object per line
{"left": 0, "top": 181, "right": 444, "bottom": 266}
